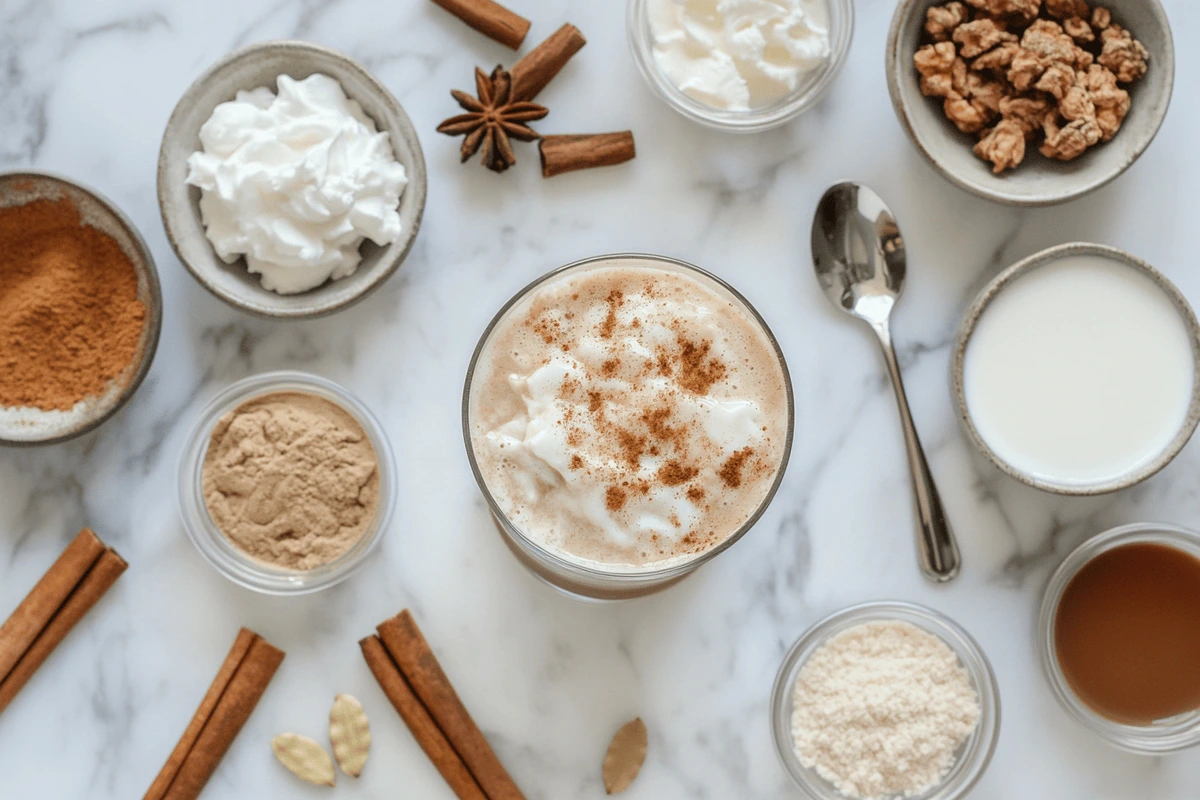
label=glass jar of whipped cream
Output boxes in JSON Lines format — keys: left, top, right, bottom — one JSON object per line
{"left": 626, "top": 0, "right": 854, "bottom": 132}
{"left": 463, "top": 254, "right": 794, "bottom": 600}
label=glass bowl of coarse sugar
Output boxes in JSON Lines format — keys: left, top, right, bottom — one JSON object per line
{"left": 770, "top": 601, "right": 1000, "bottom": 800}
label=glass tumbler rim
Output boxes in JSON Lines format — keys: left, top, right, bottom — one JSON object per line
{"left": 461, "top": 252, "right": 795, "bottom": 588}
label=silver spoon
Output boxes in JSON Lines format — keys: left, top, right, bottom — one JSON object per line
{"left": 811, "top": 182, "right": 961, "bottom": 582}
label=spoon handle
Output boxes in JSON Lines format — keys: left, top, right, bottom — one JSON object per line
{"left": 873, "top": 325, "right": 962, "bottom": 582}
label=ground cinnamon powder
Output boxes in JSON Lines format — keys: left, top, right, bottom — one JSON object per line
{"left": 0, "top": 197, "right": 146, "bottom": 410}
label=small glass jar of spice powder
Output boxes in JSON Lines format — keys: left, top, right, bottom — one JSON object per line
{"left": 0, "top": 172, "right": 160, "bottom": 444}
{"left": 178, "top": 371, "right": 396, "bottom": 594}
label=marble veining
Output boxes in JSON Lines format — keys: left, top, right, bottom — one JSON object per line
{"left": 2, "top": 0, "right": 1200, "bottom": 797}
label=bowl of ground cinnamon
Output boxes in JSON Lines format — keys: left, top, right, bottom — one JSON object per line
{"left": 0, "top": 171, "right": 162, "bottom": 445}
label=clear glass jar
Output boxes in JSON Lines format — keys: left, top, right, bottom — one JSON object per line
{"left": 1038, "top": 522, "right": 1200, "bottom": 753}
{"left": 178, "top": 370, "right": 396, "bottom": 595}
{"left": 462, "top": 253, "right": 794, "bottom": 601}
{"left": 771, "top": 601, "right": 1001, "bottom": 800}
{"left": 626, "top": 0, "right": 854, "bottom": 132}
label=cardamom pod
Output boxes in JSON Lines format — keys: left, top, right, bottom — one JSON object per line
{"left": 329, "top": 693, "right": 371, "bottom": 777}
{"left": 271, "top": 732, "right": 336, "bottom": 787}
{"left": 602, "top": 717, "right": 647, "bottom": 794}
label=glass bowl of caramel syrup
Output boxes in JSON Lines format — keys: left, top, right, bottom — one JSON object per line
{"left": 1039, "top": 523, "right": 1200, "bottom": 753}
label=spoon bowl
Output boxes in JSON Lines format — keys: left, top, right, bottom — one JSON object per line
{"left": 811, "top": 182, "right": 961, "bottom": 582}
{"left": 813, "top": 183, "right": 906, "bottom": 324}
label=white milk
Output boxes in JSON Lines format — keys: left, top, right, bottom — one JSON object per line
{"left": 963, "top": 254, "right": 1196, "bottom": 486}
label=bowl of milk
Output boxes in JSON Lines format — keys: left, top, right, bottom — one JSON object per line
{"left": 953, "top": 243, "right": 1200, "bottom": 495}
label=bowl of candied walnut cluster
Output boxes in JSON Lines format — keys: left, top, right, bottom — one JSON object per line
{"left": 886, "top": 0, "right": 1173, "bottom": 206}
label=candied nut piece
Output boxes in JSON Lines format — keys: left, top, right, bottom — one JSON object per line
{"left": 1022, "top": 19, "right": 1083, "bottom": 64}
{"left": 975, "top": 120, "right": 1027, "bottom": 172}
{"left": 972, "top": 42, "right": 1021, "bottom": 73}
{"left": 1041, "top": 115, "right": 1101, "bottom": 160}
{"left": 966, "top": 73, "right": 1008, "bottom": 115}
{"left": 965, "top": 0, "right": 1040, "bottom": 22}
{"left": 1063, "top": 16, "right": 1094, "bottom": 43}
{"left": 1008, "top": 19, "right": 1091, "bottom": 90}
{"left": 1007, "top": 49, "right": 1045, "bottom": 92}
{"left": 1090, "top": 6, "right": 1111, "bottom": 30}
{"left": 1098, "top": 24, "right": 1149, "bottom": 83}
{"left": 926, "top": 2, "right": 969, "bottom": 42}
{"left": 999, "top": 95, "right": 1054, "bottom": 137}
{"left": 1084, "top": 63, "right": 1130, "bottom": 140}
{"left": 1034, "top": 62, "right": 1076, "bottom": 99}
{"left": 945, "top": 94, "right": 989, "bottom": 133}
{"left": 1045, "top": 0, "right": 1088, "bottom": 19}
{"left": 1058, "top": 74, "right": 1097, "bottom": 122}
{"left": 915, "top": 42, "right": 961, "bottom": 97}
{"left": 954, "top": 19, "right": 1018, "bottom": 58}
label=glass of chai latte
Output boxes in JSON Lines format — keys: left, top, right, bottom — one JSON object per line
{"left": 464, "top": 254, "right": 794, "bottom": 599}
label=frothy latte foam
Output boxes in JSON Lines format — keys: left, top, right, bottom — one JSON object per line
{"left": 469, "top": 261, "right": 790, "bottom": 569}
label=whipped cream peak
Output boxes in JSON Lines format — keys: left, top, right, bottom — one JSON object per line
{"left": 186, "top": 73, "right": 407, "bottom": 294}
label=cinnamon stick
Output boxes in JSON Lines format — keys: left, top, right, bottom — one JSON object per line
{"left": 361, "top": 635, "right": 488, "bottom": 800}
{"left": 510, "top": 23, "right": 587, "bottom": 102}
{"left": 145, "top": 628, "right": 284, "bottom": 800}
{"left": 377, "top": 610, "right": 525, "bottom": 800}
{"left": 0, "top": 528, "right": 126, "bottom": 714}
{"left": 539, "top": 132, "right": 636, "bottom": 178}
{"left": 430, "top": 0, "right": 530, "bottom": 50}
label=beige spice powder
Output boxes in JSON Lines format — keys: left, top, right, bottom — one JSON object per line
{"left": 202, "top": 391, "right": 380, "bottom": 570}
{"left": 790, "top": 620, "right": 981, "bottom": 800}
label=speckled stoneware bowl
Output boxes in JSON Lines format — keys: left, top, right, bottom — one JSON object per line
{"left": 886, "top": 0, "right": 1174, "bottom": 206}
{"left": 157, "top": 40, "right": 427, "bottom": 319}
{"left": 952, "top": 243, "right": 1200, "bottom": 495}
{"left": 0, "top": 171, "right": 162, "bottom": 447}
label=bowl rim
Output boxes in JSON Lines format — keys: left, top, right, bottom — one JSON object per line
{"left": 0, "top": 168, "right": 163, "bottom": 447}
{"left": 156, "top": 38, "right": 427, "bottom": 320}
{"left": 176, "top": 370, "right": 397, "bottom": 595}
{"left": 1036, "top": 522, "right": 1200, "bottom": 753}
{"left": 951, "top": 242, "right": 1200, "bottom": 495}
{"left": 770, "top": 600, "right": 1002, "bottom": 800}
{"left": 885, "top": 0, "right": 1175, "bottom": 207}
{"left": 625, "top": 0, "right": 855, "bottom": 133}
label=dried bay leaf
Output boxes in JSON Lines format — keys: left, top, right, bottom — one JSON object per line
{"left": 602, "top": 717, "right": 647, "bottom": 794}
{"left": 329, "top": 693, "right": 371, "bottom": 777}
{"left": 272, "top": 732, "right": 336, "bottom": 787}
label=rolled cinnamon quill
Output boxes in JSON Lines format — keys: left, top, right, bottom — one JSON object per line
{"left": 0, "top": 528, "right": 126, "bottom": 714}
{"left": 145, "top": 628, "right": 284, "bottom": 800}
{"left": 430, "top": 0, "right": 530, "bottom": 50}
{"left": 510, "top": 24, "right": 587, "bottom": 102}
{"left": 361, "top": 635, "right": 487, "bottom": 800}
{"left": 539, "top": 132, "right": 637, "bottom": 178}
{"left": 376, "top": 610, "right": 525, "bottom": 800}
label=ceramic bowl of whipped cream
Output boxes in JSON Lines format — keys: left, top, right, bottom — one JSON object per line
{"left": 626, "top": 0, "right": 853, "bottom": 132}
{"left": 953, "top": 243, "right": 1200, "bottom": 495}
{"left": 158, "top": 40, "right": 427, "bottom": 318}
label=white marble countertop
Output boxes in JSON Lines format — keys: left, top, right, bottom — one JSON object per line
{"left": 2, "top": 0, "right": 1199, "bottom": 797}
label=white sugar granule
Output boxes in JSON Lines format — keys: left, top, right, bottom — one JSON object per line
{"left": 790, "top": 620, "right": 981, "bottom": 800}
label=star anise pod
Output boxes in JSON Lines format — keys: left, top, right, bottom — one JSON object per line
{"left": 437, "top": 66, "right": 548, "bottom": 173}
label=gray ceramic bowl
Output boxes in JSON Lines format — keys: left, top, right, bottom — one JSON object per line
{"left": 952, "top": 243, "right": 1200, "bottom": 495}
{"left": 0, "top": 171, "right": 162, "bottom": 446}
{"left": 158, "top": 40, "right": 427, "bottom": 318}
{"left": 887, "top": 0, "right": 1174, "bottom": 206}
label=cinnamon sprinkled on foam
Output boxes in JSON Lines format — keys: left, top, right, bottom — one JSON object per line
{"left": 719, "top": 447, "right": 755, "bottom": 489}
{"left": 470, "top": 263, "right": 788, "bottom": 568}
